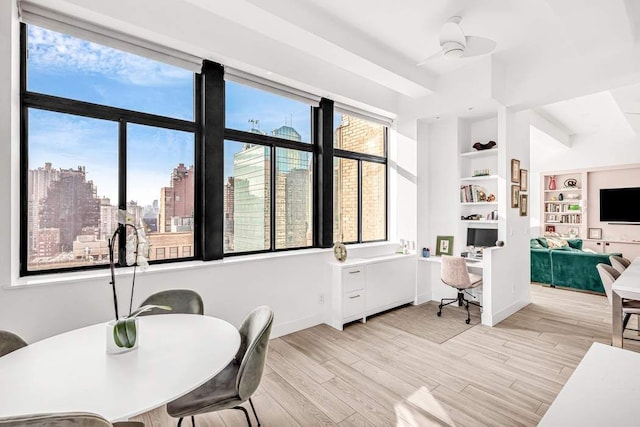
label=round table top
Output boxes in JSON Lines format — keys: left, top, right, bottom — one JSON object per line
{"left": 0, "top": 314, "right": 240, "bottom": 422}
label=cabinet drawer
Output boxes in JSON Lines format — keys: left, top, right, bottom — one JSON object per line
{"left": 343, "top": 290, "right": 365, "bottom": 318}
{"left": 341, "top": 267, "right": 365, "bottom": 293}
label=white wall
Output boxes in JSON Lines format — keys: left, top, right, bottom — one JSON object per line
{"left": 0, "top": 2, "right": 415, "bottom": 343}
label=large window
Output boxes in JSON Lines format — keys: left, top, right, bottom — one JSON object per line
{"left": 333, "top": 114, "right": 387, "bottom": 243}
{"left": 223, "top": 82, "right": 314, "bottom": 254}
{"left": 22, "top": 24, "right": 196, "bottom": 274}
{"left": 20, "top": 23, "right": 389, "bottom": 276}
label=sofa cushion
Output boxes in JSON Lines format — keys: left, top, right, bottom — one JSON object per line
{"left": 566, "top": 238, "right": 583, "bottom": 250}
{"left": 530, "top": 238, "right": 544, "bottom": 249}
{"left": 537, "top": 237, "right": 549, "bottom": 248}
{"left": 546, "top": 237, "right": 569, "bottom": 249}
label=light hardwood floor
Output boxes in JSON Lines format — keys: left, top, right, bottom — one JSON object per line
{"left": 134, "top": 284, "right": 639, "bottom": 426}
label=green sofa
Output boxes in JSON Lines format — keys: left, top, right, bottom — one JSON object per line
{"left": 530, "top": 237, "right": 622, "bottom": 294}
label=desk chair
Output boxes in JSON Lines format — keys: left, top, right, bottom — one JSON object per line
{"left": 597, "top": 263, "right": 640, "bottom": 333}
{"left": 0, "top": 330, "right": 27, "bottom": 358}
{"left": 167, "top": 305, "right": 274, "bottom": 427}
{"left": 137, "top": 289, "right": 204, "bottom": 316}
{"left": 437, "top": 255, "right": 482, "bottom": 325}
{"left": 0, "top": 412, "right": 144, "bottom": 426}
{"left": 609, "top": 255, "right": 631, "bottom": 275}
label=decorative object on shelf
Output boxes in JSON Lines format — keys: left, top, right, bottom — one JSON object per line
{"left": 545, "top": 225, "right": 556, "bottom": 233}
{"left": 107, "top": 210, "right": 169, "bottom": 354}
{"left": 511, "top": 185, "right": 520, "bottom": 208}
{"left": 564, "top": 178, "right": 577, "bottom": 188}
{"left": 519, "top": 194, "right": 528, "bottom": 216}
{"left": 520, "top": 169, "right": 528, "bottom": 192}
{"left": 422, "top": 247, "right": 430, "bottom": 258}
{"left": 565, "top": 193, "right": 580, "bottom": 200}
{"left": 472, "top": 140, "right": 496, "bottom": 151}
{"left": 558, "top": 193, "right": 564, "bottom": 201}
{"left": 436, "top": 235, "right": 454, "bottom": 256}
{"left": 569, "top": 204, "right": 580, "bottom": 210}
{"left": 550, "top": 196, "right": 558, "bottom": 201}
{"left": 333, "top": 241, "right": 348, "bottom": 262}
{"left": 477, "top": 190, "right": 487, "bottom": 201}
{"left": 487, "top": 193, "right": 496, "bottom": 202}
{"left": 588, "top": 228, "right": 603, "bottom": 240}
{"left": 511, "top": 159, "right": 520, "bottom": 183}
{"left": 473, "top": 169, "right": 490, "bottom": 176}
{"left": 548, "top": 175, "right": 557, "bottom": 190}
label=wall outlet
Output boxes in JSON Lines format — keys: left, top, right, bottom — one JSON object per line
{"left": 318, "top": 294, "right": 325, "bottom": 305}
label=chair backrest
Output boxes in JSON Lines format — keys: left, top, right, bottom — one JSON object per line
{"left": 0, "top": 330, "right": 27, "bottom": 358}
{"left": 597, "top": 263, "right": 620, "bottom": 305}
{"left": 609, "top": 255, "right": 631, "bottom": 275}
{"left": 138, "top": 289, "right": 204, "bottom": 316}
{"left": 235, "top": 305, "right": 274, "bottom": 400}
{"left": 0, "top": 412, "right": 112, "bottom": 426}
{"left": 441, "top": 256, "right": 473, "bottom": 288}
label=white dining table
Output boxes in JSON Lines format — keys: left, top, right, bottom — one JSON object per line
{"left": 612, "top": 256, "right": 640, "bottom": 347}
{"left": 0, "top": 314, "right": 240, "bottom": 422}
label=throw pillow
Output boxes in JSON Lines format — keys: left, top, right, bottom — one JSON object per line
{"left": 530, "top": 238, "right": 543, "bottom": 249}
{"left": 537, "top": 237, "right": 549, "bottom": 248}
{"left": 546, "top": 237, "right": 569, "bottom": 249}
{"left": 566, "top": 238, "right": 583, "bottom": 250}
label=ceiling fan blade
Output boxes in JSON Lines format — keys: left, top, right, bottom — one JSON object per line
{"left": 416, "top": 49, "right": 444, "bottom": 66}
{"left": 461, "top": 36, "right": 496, "bottom": 58}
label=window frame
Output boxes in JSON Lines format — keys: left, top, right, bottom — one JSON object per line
{"left": 333, "top": 126, "right": 388, "bottom": 244}
{"left": 19, "top": 23, "right": 200, "bottom": 276}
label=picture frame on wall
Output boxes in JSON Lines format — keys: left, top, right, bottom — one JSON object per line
{"left": 435, "top": 235, "right": 454, "bottom": 256}
{"left": 511, "top": 159, "right": 520, "bottom": 183}
{"left": 588, "top": 228, "right": 603, "bottom": 240}
{"left": 511, "top": 185, "right": 520, "bottom": 208}
{"left": 519, "top": 194, "right": 528, "bottom": 216}
{"left": 520, "top": 169, "right": 528, "bottom": 192}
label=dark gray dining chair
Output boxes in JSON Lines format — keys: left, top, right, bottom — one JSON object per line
{"left": 166, "top": 305, "right": 274, "bottom": 427}
{"left": 137, "top": 289, "right": 204, "bottom": 316}
{"left": 609, "top": 255, "right": 631, "bottom": 275}
{"left": 0, "top": 330, "right": 27, "bottom": 358}
{"left": 0, "top": 412, "right": 144, "bottom": 426}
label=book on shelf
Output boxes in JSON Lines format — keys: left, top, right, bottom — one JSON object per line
{"left": 460, "top": 184, "right": 487, "bottom": 203}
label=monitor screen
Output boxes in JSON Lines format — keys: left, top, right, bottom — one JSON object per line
{"left": 600, "top": 187, "right": 640, "bottom": 222}
{"left": 466, "top": 228, "right": 498, "bottom": 248}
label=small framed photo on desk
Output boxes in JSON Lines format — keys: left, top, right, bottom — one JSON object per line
{"left": 436, "top": 235, "right": 454, "bottom": 256}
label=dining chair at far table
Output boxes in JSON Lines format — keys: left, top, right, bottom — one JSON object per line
{"left": 167, "top": 305, "right": 274, "bottom": 427}
{"left": 0, "top": 330, "right": 27, "bottom": 358}
{"left": 610, "top": 255, "right": 631, "bottom": 275}
{"left": 137, "top": 289, "right": 204, "bottom": 316}
{"left": 0, "top": 411, "right": 144, "bottom": 427}
{"left": 597, "top": 263, "right": 640, "bottom": 334}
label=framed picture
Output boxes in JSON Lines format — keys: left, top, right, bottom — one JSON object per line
{"left": 520, "top": 169, "right": 528, "bottom": 192}
{"left": 435, "top": 235, "right": 454, "bottom": 256}
{"left": 511, "top": 185, "right": 520, "bottom": 208}
{"left": 511, "top": 159, "right": 520, "bottom": 183}
{"left": 588, "top": 228, "right": 602, "bottom": 240}
{"left": 519, "top": 194, "right": 528, "bottom": 216}
{"left": 545, "top": 225, "right": 556, "bottom": 233}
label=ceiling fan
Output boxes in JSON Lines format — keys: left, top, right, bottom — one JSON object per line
{"left": 417, "top": 16, "right": 497, "bottom": 66}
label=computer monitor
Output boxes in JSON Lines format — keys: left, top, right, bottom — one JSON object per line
{"left": 466, "top": 227, "right": 498, "bottom": 248}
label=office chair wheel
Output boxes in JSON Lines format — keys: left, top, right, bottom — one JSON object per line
{"left": 437, "top": 311, "right": 442, "bottom": 317}
{"left": 465, "top": 319, "right": 470, "bottom": 324}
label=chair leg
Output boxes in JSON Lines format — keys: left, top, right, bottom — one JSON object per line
{"left": 191, "top": 415, "right": 195, "bottom": 427}
{"left": 234, "top": 405, "right": 252, "bottom": 426}
{"left": 249, "top": 398, "right": 261, "bottom": 426}
{"left": 437, "top": 297, "right": 459, "bottom": 316}
{"left": 177, "top": 418, "right": 183, "bottom": 427}
{"left": 623, "top": 313, "right": 632, "bottom": 330}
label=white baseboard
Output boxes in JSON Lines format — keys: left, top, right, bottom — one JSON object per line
{"left": 270, "top": 313, "right": 324, "bottom": 339}
{"left": 482, "top": 299, "right": 530, "bottom": 326}
{"left": 414, "top": 293, "right": 432, "bottom": 305}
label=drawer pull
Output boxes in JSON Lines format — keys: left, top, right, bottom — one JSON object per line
{"left": 349, "top": 294, "right": 361, "bottom": 299}
{"left": 349, "top": 270, "right": 361, "bottom": 274}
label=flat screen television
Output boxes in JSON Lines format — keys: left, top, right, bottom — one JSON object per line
{"left": 466, "top": 227, "right": 498, "bottom": 248}
{"left": 600, "top": 187, "right": 640, "bottom": 223}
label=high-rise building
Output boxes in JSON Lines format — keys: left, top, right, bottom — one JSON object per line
{"left": 159, "top": 163, "right": 194, "bottom": 233}
{"left": 38, "top": 166, "right": 101, "bottom": 252}
{"left": 28, "top": 162, "right": 60, "bottom": 251}
{"left": 223, "top": 176, "right": 235, "bottom": 252}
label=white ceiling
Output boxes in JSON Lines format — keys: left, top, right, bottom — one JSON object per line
{"left": 38, "top": 0, "right": 640, "bottom": 130}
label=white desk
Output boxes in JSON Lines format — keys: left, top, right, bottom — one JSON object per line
{"left": 0, "top": 314, "right": 240, "bottom": 422}
{"left": 612, "top": 256, "right": 640, "bottom": 347}
{"left": 539, "top": 342, "right": 640, "bottom": 426}
{"left": 418, "top": 255, "right": 484, "bottom": 269}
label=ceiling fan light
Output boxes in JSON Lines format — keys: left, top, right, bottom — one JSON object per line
{"left": 442, "top": 41, "right": 465, "bottom": 58}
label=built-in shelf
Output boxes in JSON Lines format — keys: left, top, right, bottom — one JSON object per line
{"left": 461, "top": 220, "right": 499, "bottom": 224}
{"left": 461, "top": 202, "right": 498, "bottom": 206}
{"left": 459, "top": 149, "right": 498, "bottom": 158}
{"left": 545, "top": 200, "right": 582, "bottom": 204}
{"left": 460, "top": 175, "right": 498, "bottom": 181}
{"left": 545, "top": 222, "right": 582, "bottom": 225}
{"left": 544, "top": 188, "right": 581, "bottom": 192}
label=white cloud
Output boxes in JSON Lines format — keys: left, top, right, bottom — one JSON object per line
{"left": 28, "top": 26, "right": 191, "bottom": 87}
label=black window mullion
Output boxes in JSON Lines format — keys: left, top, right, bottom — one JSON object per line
{"left": 315, "top": 98, "right": 334, "bottom": 248}
{"left": 117, "top": 120, "right": 127, "bottom": 266}
{"left": 270, "top": 146, "right": 276, "bottom": 251}
{"left": 357, "top": 160, "right": 363, "bottom": 243}
{"left": 193, "top": 73, "right": 203, "bottom": 259}
{"left": 19, "top": 24, "right": 29, "bottom": 277}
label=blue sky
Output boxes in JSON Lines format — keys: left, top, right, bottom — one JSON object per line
{"left": 28, "top": 25, "right": 311, "bottom": 206}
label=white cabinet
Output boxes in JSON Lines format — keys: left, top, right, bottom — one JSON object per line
{"left": 583, "top": 239, "right": 640, "bottom": 260}
{"left": 329, "top": 254, "right": 416, "bottom": 330}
